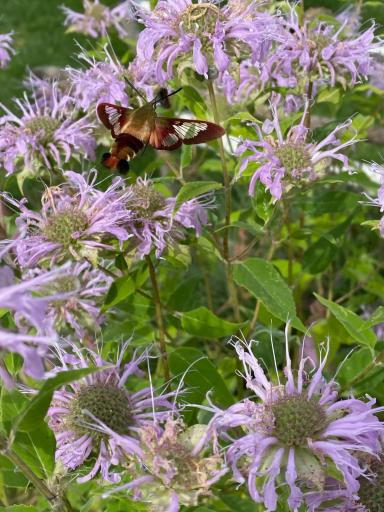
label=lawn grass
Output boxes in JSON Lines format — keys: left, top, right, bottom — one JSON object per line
{"left": 0, "top": 0, "right": 116, "bottom": 106}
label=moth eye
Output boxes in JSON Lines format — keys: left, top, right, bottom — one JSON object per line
{"left": 117, "top": 159, "right": 130, "bottom": 175}
{"left": 102, "top": 152, "right": 112, "bottom": 162}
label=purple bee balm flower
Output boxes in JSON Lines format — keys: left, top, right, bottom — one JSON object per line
{"left": 67, "top": 46, "right": 130, "bottom": 112}
{"left": 103, "top": 417, "right": 227, "bottom": 511}
{"left": 136, "top": 0, "right": 282, "bottom": 83}
{"left": 0, "top": 32, "right": 15, "bottom": 69}
{"left": 194, "top": 331, "right": 384, "bottom": 512}
{"left": 23, "top": 262, "right": 112, "bottom": 337}
{"left": 47, "top": 344, "right": 176, "bottom": 483}
{"left": 261, "top": 8, "right": 377, "bottom": 90}
{"left": 0, "top": 265, "right": 71, "bottom": 381}
{"left": 126, "top": 177, "right": 211, "bottom": 259}
{"left": 24, "top": 69, "right": 72, "bottom": 109}
{"left": 219, "top": 59, "right": 262, "bottom": 104}
{"left": 237, "top": 98, "right": 357, "bottom": 200}
{"left": 364, "top": 163, "right": 384, "bottom": 236}
{"left": 0, "top": 83, "right": 96, "bottom": 175}
{"left": 2, "top": 170, "right": 132, "bottom": 268}
{"left": 61, "top": 0, "right": 134, "bottom": 39}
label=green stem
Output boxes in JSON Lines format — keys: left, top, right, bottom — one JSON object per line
{"left": 207, "top": 80, "right": 241, "bottom": 322}
{"left": 304, "top": 80, "right": 313, "bottom": 129}
{"left": 145, "top": 255, "right": 170, "bottom": 381}
{"left": 1, "top": 443, "right": 74, "bottom": 511}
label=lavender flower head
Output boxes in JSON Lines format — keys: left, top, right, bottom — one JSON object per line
{"left": 47, "top": 344, "right": 176, "bottom": 483}
{"left": 23, "top": 262, "right": 112, "bottom": 337}
{"left": 3, "top": 170, "right": 132, "bottom": 268}
{"left": 364, "top": 163, "right": 384, "bottom": 236}
{"left": 0, "top": 84, "right": 95, "bottom": 175}
{"left": 261, "top": 8, "right": 377, "bottom": 91}
{"left": 136, "top": 0, "right": 282, "bottom": 83}
{"left": 61, "top": 0, "right": 134, "bottom": 39}
{"left": 237, "top": 98, "right": 356, "bottom": 200}
{"left": 125, "top": 177, "right": 211, "bottom": 259}
{"left": 0, "top": 32, "right": 15, "bottom": 69}
{"left": 67, "top": 46, "right": 130, "bottom": 112}
{"left": 0, "top": 264, "right": 71, "bottom": 381}
{"left": 103, "top": 417, "right": 226, "bottom": 511}
{"left": 195, "top": 331, "right": 384, "bottom": 511}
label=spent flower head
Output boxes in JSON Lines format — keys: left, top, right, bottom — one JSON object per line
{"left": 0, "top": 32, "right": 15, "bottom": 69}
{"left": 125, "top": 177, "right": 211, "bottom": 259}
{"left": 195, "top": 331, "right": 384, "bottom": 511}
{"left": 0, "top": 83, "right": 96, "bottom": 175}
{"left": 237, "top": 97, "right": 356, "bottom": 200}
{"left": 3, "top": 170, "right": 132, "bottom": 268}
{"left": 103, "top": 417, "right": 227, "bottom": 511}
{"left": 47, "top": 343, "right": 176, "bottom": 483}
{"left": 23, "top": 261, "right": 112, "bottom": 337}
{"left": 61, "top": 0, "right": 134, "bottom": 39}
{"left": 0, "top": 264, "right": 71, "bottom": 380}
{"left": 136, "top": 0, "right": 282, "bottom": 83}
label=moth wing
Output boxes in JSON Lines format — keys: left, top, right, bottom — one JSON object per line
{"left": 97, "top": 103, "right": 132, "bottom": 138}
{"left": 149, "top": 117, "right": 225, "bottom": 150}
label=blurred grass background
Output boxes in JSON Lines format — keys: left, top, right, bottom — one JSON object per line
{"left": 0, "top": 0, "right": 117, "bottom": 106}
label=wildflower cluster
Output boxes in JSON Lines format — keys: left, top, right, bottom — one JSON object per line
{"left": 1, "top": 1, "right": 384, "bottom": 511}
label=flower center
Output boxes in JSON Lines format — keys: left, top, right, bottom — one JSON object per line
{"left": 312, "top": 33, "right": 331, "bottom": 55}
{"left": 25, "top": 116, "right": 60, "bottom": 145}
{"left": 128, "top": 184, "right": 167, "bottom": 220}
{"left": 358, "top": 459, "right": 384, "bottom": 512}
{"left": 271, "top": 395, "right": 328, "bottom": 446}
{"left": 275, "top": 143, "right": 312, "bottom": 174}
{"left": 43, "top": 209, "right": 88, "bottom": 246}
{"left": 68, "top": 383, "right": 132, "bottom": 437}
{"left": 181, "top": 3, "right": 221, "bottom": 33}
{"left": 87, "top": 3, "right": 106, "bottom": 21}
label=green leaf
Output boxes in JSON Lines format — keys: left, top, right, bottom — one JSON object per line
{"left": 180, "top": 144, "right": 192, "bottom": 170}
{"left": 14, "top": 368, "right": 100, "bottom": 433}
{"left": 168, "top": 347, "right": 234, "bottom": 420}
{"left": 303, "top": 237, "right": 338, "bottom": 274}
{"left": 180, "top": 307, "right": 246, "bottom": 338}
{"left": 0, "top": 389, "right": 28, "bottom": 434}
{"left": 317, "top": 88, "right": 341, "bottom": 104}
{"left": 224, "top": 111, "right": 261, "bottom": 124}
{"left": 0, "top": 506, "right": 39, "bottom": 512}
{"left": 365, "top": 306, "right": 384, "bottom": 328}
{"left": 0, "top": 455, "right": 28, "bottom": 488}
{"left": 12, "top": 425, "right": 56, "bottom": 478}
{"left": 233, "top": 258, "right": 304, "bottom": 331}
{"left": 103, "top": 275, "right": 135, "bottom": 310}
{"left": 174, "top": 181, "right": 222, "bottom": 210}
{"left": 314, "top": 294, "right": 377, "bottom": 347}
{"left": 0, "top": 507, "right": 38, "bottom": 512}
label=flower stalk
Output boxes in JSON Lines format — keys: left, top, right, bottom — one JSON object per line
{"left": 145, "top": 254, "right": 170, "bottom": 381}
{"left": 207, "top": 80, "right": 240, "bottom": 322}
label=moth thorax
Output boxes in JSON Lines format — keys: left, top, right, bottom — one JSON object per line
{"left": 358, "top": 458, "right": 384, "bottom": 512}
{"left": 43, "top": 209, "right": 88, "bottom": 246}
{"left": 128, "top": 184, "right": 167, "bottom": 219}
{"left": 67, "top": 383, "right": 133, "bottom": 438}
{"left": 271, "top": 394, "right": 328, "bottom": 446}
{"left": 25, "top": 116, "right": 60, "bottom": 145}
{"left": 275, "top": 143, "right": 312, "bottom": 174}
{"left": 310, "top": 32, "right": 332, "bottom": 55}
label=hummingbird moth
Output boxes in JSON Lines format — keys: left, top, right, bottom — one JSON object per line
{"left": 97, "top": 85, "right": 225, "bottom": 174}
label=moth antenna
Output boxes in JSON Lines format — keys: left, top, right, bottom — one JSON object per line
{"left": 123, "top": 76, "right": 147, "bottom": 102}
